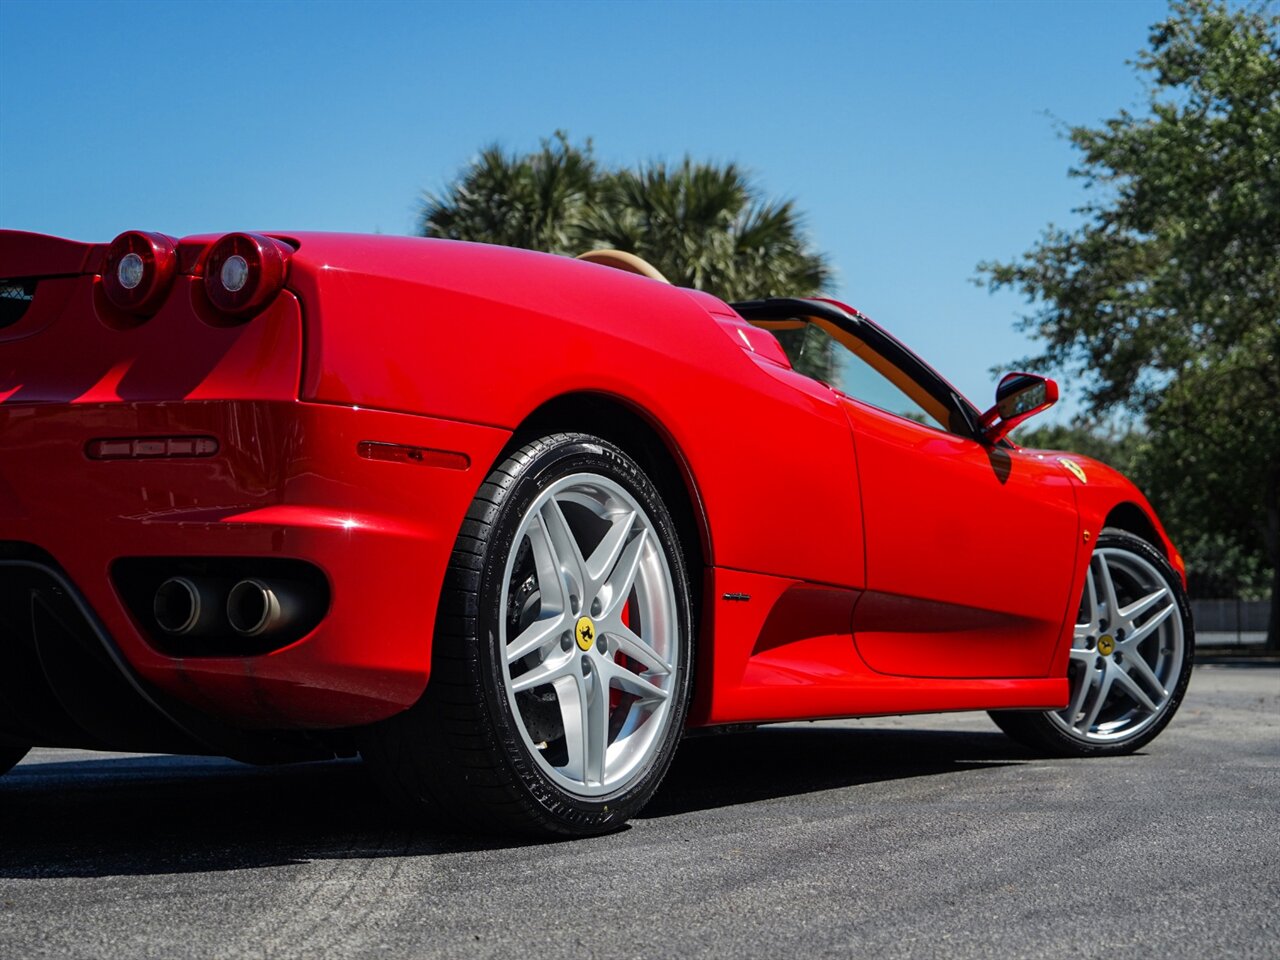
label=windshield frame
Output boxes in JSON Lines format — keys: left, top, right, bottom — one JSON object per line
{"left": 730, "top": 297, "right": 987, "bottom": 441}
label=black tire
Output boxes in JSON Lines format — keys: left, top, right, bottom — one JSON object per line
{"left": 0, "top": 739, "right": 30, "bottom": 776}
{"left": 363, "top": 433, "right": 694, "bottom": 837}
{"left": 991, "top": 528, "right": 1194, "bottom": 757}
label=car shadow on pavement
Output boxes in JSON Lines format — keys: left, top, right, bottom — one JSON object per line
{"left": 0, "top": 726, "right": 1029, "bottom": 878}
{"left": 641, "top": 726, "right": 1029, "bottom": 818}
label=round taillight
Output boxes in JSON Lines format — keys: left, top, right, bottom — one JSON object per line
{"left": 101, "top": 231, "right": 179, "bottom": 315}
{"left": 203, "top": 233, "right": 290, "bottom": 318}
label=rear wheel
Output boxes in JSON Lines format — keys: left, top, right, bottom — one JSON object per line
{"left": 990, "top": 529, "right": 1193, "bottom": 756}
{"left": 364, "top": 433, "right": 694, "bottom": 836}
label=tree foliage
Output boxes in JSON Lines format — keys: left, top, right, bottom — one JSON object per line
{"left": 979, "top": 1, "right": 1279, "bottom": 636}
{"left": 1012, "top": 422, "right": 1143, "bottom": 475}
{"left": 421, "top": 134, "right": 600, "bottom": 254}
{"left": 421, "top": 132, "right": 835, "bottom": 380}
{"left": 583, "top": 160, "right": 830, "bottom": 302}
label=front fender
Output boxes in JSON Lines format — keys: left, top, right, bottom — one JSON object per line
{"left": 1019, "top": 449, "right": 1186, "bottom": 679}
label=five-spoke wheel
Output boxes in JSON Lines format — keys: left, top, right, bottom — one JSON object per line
{"left": 501, "top": 473, "right": 680, "bottom": 796}
{"left": 363, "top": 433, "right": 693, "bottom": 836}
{"left": 991, "top": 529, "right": 1194, "bottom": 755}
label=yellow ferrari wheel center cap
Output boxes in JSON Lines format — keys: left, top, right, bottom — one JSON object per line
{"left": 575, "top": 615, "right": 597, "bottom": 651}
{"left": 1097, "top": 634, "right": 1115, "bottom": 656}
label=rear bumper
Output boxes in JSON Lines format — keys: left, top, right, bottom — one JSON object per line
{"left": 0, "top": 399, "right": 509, "bottom": 732}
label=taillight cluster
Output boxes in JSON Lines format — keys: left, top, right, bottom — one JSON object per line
{"left": 100, "top": 229, "right": 291, "bottom": 322}
{"left": 202, "top": 233, "right": 291, "bottom": 318}
{"left": 101, "top": 231, "right": 178, "bottom": 315}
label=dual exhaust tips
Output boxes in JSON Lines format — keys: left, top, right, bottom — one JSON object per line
{"left": 153, "top": 576, "right": 313, "bottom": 639}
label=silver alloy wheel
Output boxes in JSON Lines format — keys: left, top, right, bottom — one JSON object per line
{"left": 498, "top": 472, "right": 680, "bottom": 798}
{"left": 1050, "top": 546, "right": 1186, "bottom": 743}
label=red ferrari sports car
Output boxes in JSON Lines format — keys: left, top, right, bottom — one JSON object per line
{"left": 0, "top": 230, "right": 1194, "bottom": 836}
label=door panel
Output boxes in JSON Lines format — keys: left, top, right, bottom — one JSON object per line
{"left": 843, "top": 400, "right": 1079, "bottom": 678}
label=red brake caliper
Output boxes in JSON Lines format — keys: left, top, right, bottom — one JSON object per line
{"left": 610, "top": 599, "right": 632, "bottom": 713}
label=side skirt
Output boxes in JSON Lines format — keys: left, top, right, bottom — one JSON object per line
{"left": 688, "top": 567, "right": 1068, "bottom": 727}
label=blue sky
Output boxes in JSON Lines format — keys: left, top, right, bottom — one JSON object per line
{"left": 0, "top": 0, "right": 1169, "bottom": 415}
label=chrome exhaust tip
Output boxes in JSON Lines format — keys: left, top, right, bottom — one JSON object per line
{"left": 153, "top": 577, "right": 218, "bottom": 636}
{"left": 226, "top": 578, "right": 311, "bottom": 638}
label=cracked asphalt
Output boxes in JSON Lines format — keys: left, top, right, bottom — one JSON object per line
{"left": 1, "top": 663, "right": 1276, "bottom": 960}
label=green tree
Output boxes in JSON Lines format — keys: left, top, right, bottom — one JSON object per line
{"left": 420, "top": 133, "right": 834, "bottom": 380}
{"left": 979, "top": 1, "right": 1280, "bottom": 644}
{"left": 583, "top": 160, "right": 829, "bottom": 302}
{"left": 421, "top": 132, "right": 600, "bottom": 253}
{"left": 1136, "top": 326, "right": 1279, "bottom": 600}
{"left": 1012, "top": 422, "right": 1143, "bottom": 476}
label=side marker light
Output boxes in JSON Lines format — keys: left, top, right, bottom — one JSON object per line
{"left": 357, "top": 441, "right": 470, "bottom": 470}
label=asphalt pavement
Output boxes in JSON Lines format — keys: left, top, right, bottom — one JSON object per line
{"left": 1, "top": 663, "right": 1276, "bottom": 960}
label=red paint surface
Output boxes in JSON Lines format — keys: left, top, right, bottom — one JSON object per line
{"left": 843, "top": 400, "right": 1079, "bottom": 679}
{"left": 0, "top": 230, "right": 1181, "bottom": 737}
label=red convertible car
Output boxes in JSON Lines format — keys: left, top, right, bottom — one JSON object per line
{"left": 0, "top": 229, "right": 1194, "bottom": 836}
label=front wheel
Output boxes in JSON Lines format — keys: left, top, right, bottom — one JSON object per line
{"left": 990, "top": 529, "right": 1194, "bottom": 756}
{"left": 364, "top": 433, "right": 694, "bottom": 836}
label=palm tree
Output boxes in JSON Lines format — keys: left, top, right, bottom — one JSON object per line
{"left": 584, "top": 159, "right": 830, "bottom": 303}
{"left": 421, "top": 132, "right": 599, "bottom": 254}
{"left": 420, "top": 134, "right": 834, "bottom": 379}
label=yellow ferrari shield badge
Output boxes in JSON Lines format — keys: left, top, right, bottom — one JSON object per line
{"left": 1058, "top": 457, "right": 1088, "bottom": 483}
{"left": 575, "top": 616, "right": 596, "bottom": 651}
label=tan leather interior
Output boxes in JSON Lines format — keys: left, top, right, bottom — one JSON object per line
{"left": 575, "top": 249, "right": 670, "bottom": 284}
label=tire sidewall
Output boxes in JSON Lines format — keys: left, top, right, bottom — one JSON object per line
{"left": 1046, "top": 528, "right": 1195, "bottom": 756}
{"left": 472, "top": 434, "right": 694, "bottom": 829}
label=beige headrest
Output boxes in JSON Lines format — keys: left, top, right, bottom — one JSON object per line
{"left": 575, "top": 249, "right": 670, "bottom": 284}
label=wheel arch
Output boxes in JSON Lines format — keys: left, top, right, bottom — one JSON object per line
{"left": 509, "top": 392, "right": 713, "bottom": 592}
{"left": 1103, "top": 501, "right": 1165, "bottom": 557}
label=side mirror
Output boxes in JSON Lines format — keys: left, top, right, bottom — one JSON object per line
{"left": 980, "top": 372, "right": 1058, "bottom": 444}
